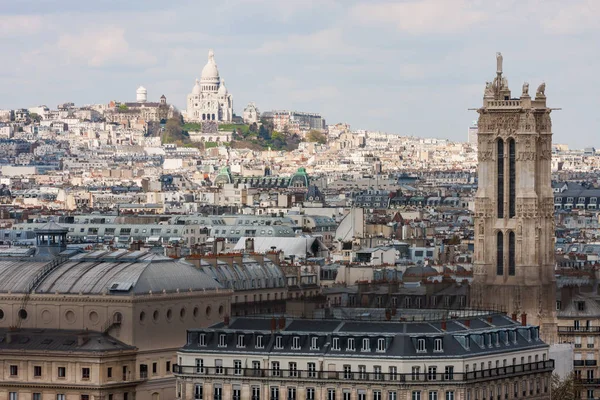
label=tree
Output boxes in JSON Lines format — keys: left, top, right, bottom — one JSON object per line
{"left": 552, "top": 373, "right": 581, "bottom": 400}
{"left": 249, "top": 122, "right": 258, "bottom": 133}
{"left": 30, "top": 113, "right": 42, "bottom": 123}
{"left": 306, "top": 130, "right": 327, "bottom": 144}
{"left": 118, "top": 104, "right": 128, "bottom": 111}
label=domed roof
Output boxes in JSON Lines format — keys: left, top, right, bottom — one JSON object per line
{"left": 218, "top": 80, "right": 228, "bottom": 95}
{"left": 192, "top": 79, "right": 201, "bottom": 95}
{"left": 201, "top": 49, "right": 220, "bottom": 82}
{"left": 136, "top": 86, "right": 147, "bottom": 93}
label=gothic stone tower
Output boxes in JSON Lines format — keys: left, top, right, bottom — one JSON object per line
{"left": 471, "top": 53, "right": 556, "bottom": 342}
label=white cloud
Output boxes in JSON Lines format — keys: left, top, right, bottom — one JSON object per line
{"left": 256, "top": 28, "right": 356, "bottom": 55}
{"left": 540, "top": 0, "right": 600, "bottom": 34}
{"left": 57, "top": 27, "right": 157, "bottom": 67}
{"left": 0, "top": 15, "right": 44, "bottom": 37}
{"left": 350, "top": 0, "right": 487, "bottom": 34}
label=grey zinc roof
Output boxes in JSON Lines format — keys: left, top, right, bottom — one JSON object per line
{"left": 0, "top": 250, "right": 222, "bottom": 295}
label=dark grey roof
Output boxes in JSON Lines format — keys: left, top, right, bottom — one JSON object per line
{"left": 0, "top": 328, "right": 135, "bottom": 353}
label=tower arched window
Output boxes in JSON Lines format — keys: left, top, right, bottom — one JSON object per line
{"left": 497, "top": 139, "right": 504, "bottom": 218}
{"left": 497, "top": 231, "right": 504, "bottom": 276}
{"left": 509, "top": 231, "right": 515, "bottom": 276}
{"left": 509, "top": 138, "right": 516, "bottom": 218}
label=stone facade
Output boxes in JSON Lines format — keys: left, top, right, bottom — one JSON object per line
{"left": 471, "top": 53, "right": 557, "bottom": 342}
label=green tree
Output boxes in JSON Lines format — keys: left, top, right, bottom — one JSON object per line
{"left": 306, "top": 130, "right": 327, "bottom": 144}
{"left": 118, "top": 104, "right": 128, "bottom": 111}
{"left": 29, "top": 113, "right": 42, "bottom": 123}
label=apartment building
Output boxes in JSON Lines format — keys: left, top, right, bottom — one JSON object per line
{"left": 173, "top": 314, "right": 554, "bottom": 400}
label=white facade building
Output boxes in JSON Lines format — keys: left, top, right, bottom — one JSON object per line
{"left": 186, "top": 49, "right": 233, "bottom": 123}
{"left": 243, "top": 102, "right": 260, "bottom": 124}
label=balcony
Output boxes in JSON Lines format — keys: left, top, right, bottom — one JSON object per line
{"left": 173, "top": 360, "right": 554, "bottom": 385}
{"left": 558, "top": 326, "right": 600, "bottom": 334}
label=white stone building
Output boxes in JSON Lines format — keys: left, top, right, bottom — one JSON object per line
{"left": 243, "top": 102, "right": 260, "bottom": 124}
{"left": 186, "top": 49, "right": 233, "bottom": 123}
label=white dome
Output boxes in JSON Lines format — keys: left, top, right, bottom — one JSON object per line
{"left": 136, "top": 86, "right": 147, "bottom": 102}
{"left": 200, "top": 49, "right": 220, "bottom": 82}
{"left": 192, "top": 79, "right": 201, "bottom": 95}
{"left": 218, "top": 80, "right": 228, "bottom": 95}
{"left": 136, "top": 86, "right": 147, "bottom": 94}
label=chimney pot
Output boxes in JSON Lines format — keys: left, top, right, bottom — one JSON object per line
{"left": 441, "top": 320, "right": 447, "bottom": 331}
{"left": 464, "top": 319, "right": 470, "bottom": 328}
{"left": 511, "top": 313, "right": 518, "bottom": 322}
{"left": 521, "top": 313, "right": 527, "bottom": 326}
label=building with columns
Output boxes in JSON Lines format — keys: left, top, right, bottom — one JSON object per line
{"left": 186, "top": 50, "right": 233, "bottom": 123}
{"left": 471, "top": 53, "right": 557, "bottom": 342}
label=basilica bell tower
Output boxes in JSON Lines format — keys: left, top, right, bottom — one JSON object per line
{"left": 471, "top": 53, "right": 557, "bottom": 342}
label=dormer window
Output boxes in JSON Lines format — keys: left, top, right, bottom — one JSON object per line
{"left": 416, "top": 338, "right": 426, "bottom": 352}
{"left": 292, "top": 337, "right": 300, "bottom": 350}
{"left": 362, "top": 338, "right": 370, "bottom": 352}
{"left": 218, "top": 334, "right": 226, "bottom": 347}
{"left": 199, "top": 334, "right": 206, "bottom": 346}
{"left": 310, "top": 337, "right": 319, "bottom": 350}
{"left": 347, "top": 338, "right": 355, "bottom": 351}
{"left": 275, "top": 336, "right": 283, "bottom": 349}
{"left": 577, "top": 301, "right": 586, "bottom": 311}
{"left": 237, "top": 334, "right": 245, "bottom": 348}
{"left": 377, "top": 338, "right": 385, "bottom": 352}
{"left": 434, "top": 338, "right": 443, "bottom": 352}
{"left": 332, "top": 338, "right": 340, "bottom": 351}
{"left": 256, "top": 335, "right": 263, "bottom": 349}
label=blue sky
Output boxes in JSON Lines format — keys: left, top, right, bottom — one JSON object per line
{"left": 1, "top": 0, "right": 598, "bottom": 148}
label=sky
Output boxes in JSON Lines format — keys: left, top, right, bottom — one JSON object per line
{"left": 1, "top": 0, "right": 599, "bottom": 148}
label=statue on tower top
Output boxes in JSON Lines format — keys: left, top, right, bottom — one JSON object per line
{"left": 208, "top": 49, "right": 215, "bottom": 62}
{"left": 496, "top": 52, "right": 503, "bottom": 74}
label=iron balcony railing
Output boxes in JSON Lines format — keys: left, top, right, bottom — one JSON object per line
{"left": 173, "top": 360, "right": 554, "bottom": 384}
{"left": 558, "top": 326, "right": 600, "bottom": 334}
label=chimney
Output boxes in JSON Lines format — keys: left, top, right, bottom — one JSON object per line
{"left": 270, "top": 317, "right": 277, "bottom": 332}
{"left": 487, "top": 316, "right": 493, "bottom": 324}
{"left": 464, "top": 319, "right": 470, "bottom": 328}
{"left": 278, "top": 316, "right": 286, "bottom": 330}
{"left": 511, "top": 313, "right": 518, "bottom": 322}
{"left": 224, "top": 315, "right": 230, "bottom": 328}
{"left": 521, "top": 313, "right": 527, "bottom": 326}
{"left": 441, "top": 320, "right": 447, "bottom": 331}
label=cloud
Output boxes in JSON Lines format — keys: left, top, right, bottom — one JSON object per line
{"left": 256, "top": 28, "right": 356, "bottom": 55}
{"left": 350, "top": 0, "right": 487, "bottom": 34}
{"left": 0, "top": 15, "right": 44, "bottom": 37}
{"left": 57, "top": 27, "right": 157, "bottom": 67}
{"left": 540, "top": 0, "right": 600, "bottom": 34}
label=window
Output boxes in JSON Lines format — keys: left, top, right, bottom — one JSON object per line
{"left": 428, "top": 392, "right": 438, "bottom": 400}
{"left": 58, "top": 367, "right": 66, "bottom": 378}
{"left": 218, "top": 334, "right": 226, "bottom": 347}
{"left": 496, "top": 231, "right": 504, "bottom": 275}
{"left": 373, "top": 391, "right": 382, "bottom": 400}
{"left": 81, "top": 367, "right": 90, "bottom": 380}
{"left": 427, "top": 366, "right": 437, "bottom": 381}
{"left": 271, "top": 387, "right": 279, "bottom": 400}
{"left": 256, "top": 335, "right": 264, "bottom": 348}
{"left": 234, "top": 360, "right": 242, "bottom": 375}
{"left": 306, "top": 388, "right": 315, "bottom": 400}
{"left": 417, "top": 338, "right": 426, "bottom": 352}
{"left": 411, "top": 366, "right": 421, "bottom": 381}
{"left": 272, "top": 361, "right": 280, "bottom": 377}
{"left": 310, "top": 337, "right": 319, "bottom": 350}
{"left": 344, "top": 391, "right": 352, "bottom": 400}
{"left": 332, "top": 338, "right": 340, "bottom": 350}
{"left": 237, "top": 334, "right": 245, "bottom": 348}
{"left": 327, "top": 389, "right": 336, "bottom": 400}
{"left": 233, "top": 387, "right": 241, "bottom": 400}
{"left": 215, "top": 360, "right": 223, "bottom": 374}
{"left": 358, "top": 391, "right": 366, "bottom": 400}
{"left": 34, "top": 366, "right": 42, "bottom": 377}
{"left": 107, "top": 367, "right": 113, "bottom": 378}
{"left": 412, "top": 392, "right": 421, "bottom": 400}
{"left": 508, "top": 231, "right": 515, "bottom": 276}
{"left": 444, "top": 366, "right": 454, "bottom": 380}
{"left": 362, "top": 338, "right": 370, "bottom": 351}
{"left": 374, "top": 365, "right": 382, "bottom": 380}
{"left": 389, "top": 366, "right": 398, "bottom": 380}
{"left": 33, "top": 394, "right": 41, "bottom": 400}
{"left": 358, "top": 365, "right": 367, "bottom": 380}
{"left": 508, "top": 138, "right": 515, "bottom": 218}
{"left": 9, "top": 393, "right": 17, "bottom": 400}
{"left": 199, "top": 334, "right": 206, "bottom": 346}
{"left": 252, "top": 386, "right": 261, "bottom": 400}
{"left": 347, "top": 338, "right": 355, "bottom": 351}
{"left": 275, "top": 336, "right": 283, "bottom": 349}
{"left": 497, "top": 139, "right": 504, "bottom": 218}
{"left": 292, "top": 337, "right": 300, "bottom": 350}
{"left": 434, "top": 338, "right": 443, "bottom": 352}
{"left": 166, "top": 361, "right": 171, "bottom": 372}
{"left": 57, "top": 395, "right": 65, "bottom": 400}
{"left": 307, "top": 363, "right": 316, "bottom": 378}
{"left": 195, "top": 359, "right": 204, "bottom": 373}
{"left": 289, "top": 362, "right": 298, "bottom": 377}
{"left": 388, "top": 392, "right": 397, "bottom": 400}
{"left": 214, "top": 386, "right": 222, "bottom": 400}
{"left": 377, "top": 338, "right": 386, "bottom": 352}
{"left": 445, "top": 392, "right": 454, "bottom": 400}
{"left": 343, "top": 365, "right": 352, "bottom": 379}
{"left": 194, "top": 384, "right": 203, "bottom": 399}
{"left": 288, "top": 387, "right": 296, "bottom": 400}
{"left": 152, "top": 363, "right": 157, "bottom": 375}
{"left": 10, "top": 365, "right": 18, "bottom": 376}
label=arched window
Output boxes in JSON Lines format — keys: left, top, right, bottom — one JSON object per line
{"left": 509, "top": 231, "right": 516, "bottom": 276}
{"left": 497, "top": 139, "right": 504, "bottom": 218}
{"left": 497, "top": 231, "right": 504, "bottom": 276}
{"left": 202, "top": 113, "right": 206, "bottom": 120}
{"left": 509, "top": 138, "right": 516, "bottom": 218}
